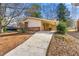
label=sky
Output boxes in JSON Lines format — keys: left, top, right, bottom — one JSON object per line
{"left": 27, "top": 3, "right": 79, "bottom": 20}
{"left": 5, "top": 3, "right": 79, "bottom": 20}
{"left": 5, "top": 3, "right": 79, "bottom": 27}
{"left": 65, "top": 3, "right": 79, "bottom": 20}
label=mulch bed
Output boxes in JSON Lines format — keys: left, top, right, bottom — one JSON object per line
{"left": 47, "top": 33, "right": 79, "bottom": 56}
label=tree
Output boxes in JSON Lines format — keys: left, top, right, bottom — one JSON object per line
{"left": 57, "top": 21, "right": 67, "bottom": 34}
{"left": 56, "top": 3, "right": 70, "bottom": 34}
{"left": 25, "top": 4, "right": 41, "bottom": 18}
{"left": 40, "top": 3, "right": 57, "bottom": 19}
{"left": 0, "top": 3, "right": 26, "bottom": 33}
{"left": 56, "top": 3, "right": 70, "bottom": 22}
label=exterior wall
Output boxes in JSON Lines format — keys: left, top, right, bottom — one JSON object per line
{"left": 27, "top": 27, "right": 40, "bottom": 31}
{"left": 26, "top": 19, "right": 43, "bottom": 31}
{"left": 40, "top": 23, "right": 44, "bottom": 31}
{"left": 22, "top": 17, "right": 57, "bottom": 31}
{"left": 27, "top": 19, "right": 41, "bottom": 27}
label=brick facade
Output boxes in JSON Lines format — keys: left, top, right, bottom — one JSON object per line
{"left": 27, "top": 27, "right": 40, "bottom": 31}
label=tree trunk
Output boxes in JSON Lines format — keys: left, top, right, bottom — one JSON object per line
{"left": 0, "top": 22, "right": 4, "bottom": 33}
{"left": 0, "top": 24, "right": 1, "bottom": 33}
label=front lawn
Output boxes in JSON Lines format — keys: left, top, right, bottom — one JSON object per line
{"left": 0, "top": 32, "right": 32, "bottom": 56}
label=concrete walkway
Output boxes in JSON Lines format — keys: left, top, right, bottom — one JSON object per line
{"left": 5, "top": 31, "right": 53, "bottom": 56}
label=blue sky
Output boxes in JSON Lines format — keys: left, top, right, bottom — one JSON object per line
{"left": 65, "top": 3, "right": 79, "bottom": 20}
{"left": 40, "top": 3, "right": 79, "bottom": 20}
{"left": 41, "top": 3, "right": 79, "bottom": 20}
{"left": 6, "top": 3, "right": 79, "bottom": 20}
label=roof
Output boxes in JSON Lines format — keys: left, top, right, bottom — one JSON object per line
{"left": 72, "top": 3, "right": 79, "bottom": 6}
{"left": 22, "top": 17, "right": 56, "bottom": 22}
{"left": 20, "top": 17, "right": 57, "bottom": 25}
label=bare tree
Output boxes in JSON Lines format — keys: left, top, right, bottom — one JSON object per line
{"left": 0, "top": 3, "right": 26, "bottom": 33}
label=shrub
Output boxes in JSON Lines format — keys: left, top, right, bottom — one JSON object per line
{"left": 57, "top": 21, "right": 67, "bottom": 34}
{"left": 3, "top": 27, "right": 7, "bottom": 32}
{"left": 19, "top": 28, "right": 26, "bottom": 33}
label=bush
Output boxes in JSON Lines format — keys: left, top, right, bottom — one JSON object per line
{"left": 19, "top": 28, "right": 26, "bottom": 33}
{"left": 3, "top": 27, "right": 7, "bottom": 32}
{"left": 57, "top": 21, "right": 67, "bottom": 34}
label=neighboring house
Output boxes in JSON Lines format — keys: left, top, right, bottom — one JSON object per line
{"left": 19, "top": 17, "right": 57, "bottom": 31}
{"left": 77, "top": 19, "right": 79, "bottom": 31}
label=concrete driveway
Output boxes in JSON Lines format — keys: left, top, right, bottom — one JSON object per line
{"left": 5, "top": 31, "right": 53, "bottom": 56}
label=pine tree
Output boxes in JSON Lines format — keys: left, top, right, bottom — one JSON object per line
{"left": 57, "top": 3, "right": 70, "bottom": 22}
